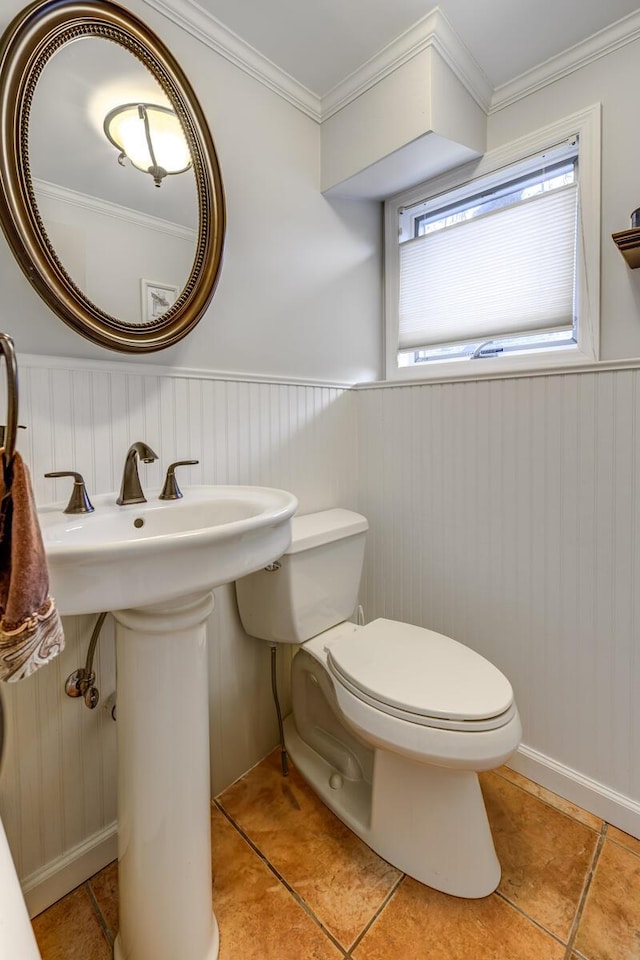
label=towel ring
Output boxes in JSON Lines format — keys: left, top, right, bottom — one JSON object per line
{"left": 0, "top": 333, "right": 18, "bottom": 485}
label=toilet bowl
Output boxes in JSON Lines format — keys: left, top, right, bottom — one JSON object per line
{"left": 236, "top": 509, "right": 521, "bottom": 898}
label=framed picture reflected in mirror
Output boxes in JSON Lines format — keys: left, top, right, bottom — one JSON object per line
{"left": 141, "top": 279, "right": 180, "bottom": 322}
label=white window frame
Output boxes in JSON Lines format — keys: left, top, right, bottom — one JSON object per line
{"left": 384, "top": 104, "right": 601, "bottom": 382}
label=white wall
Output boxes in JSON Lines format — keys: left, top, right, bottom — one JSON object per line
{"left": 488, "top": 37, "right": 640, "bottom": 364}
{"left": 355, "top": 36, "right": 640, "bottom": 834}
{"left": 0, "top": 0, "right": 382, "bottom": 384}
{"left": 35, "top": 186, "right": 195, "bottom": 324}
{"left": 357, "top": 367, "right": 640, "bottom": 834}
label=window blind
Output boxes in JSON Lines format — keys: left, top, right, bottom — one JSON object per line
{"left": 398, "top": 183, "right": 578, "bottom": 351}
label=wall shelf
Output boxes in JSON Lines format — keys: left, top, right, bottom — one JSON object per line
{"left": 612, "top": 227, "right": 640, "bottom": 268}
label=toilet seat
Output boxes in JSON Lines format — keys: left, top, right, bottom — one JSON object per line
{"left": 326, "top": 618, "right": 515, "bottom": 733}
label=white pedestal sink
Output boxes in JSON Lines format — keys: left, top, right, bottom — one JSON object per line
{"left": 40, "top": 486, "right": 298, "bottom": 960}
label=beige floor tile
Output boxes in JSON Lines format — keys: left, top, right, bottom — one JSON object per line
{"left": 352, "top": 877, "right": 566, "bottom": 960}
{"left": 88, "top": 860, "right": 119, "bottom": 938}
{"left": 480, "top": 771, "right": 598, "bottom": 941}
{"left": 574, "top": 838, "right": 640, "bottom": 960}
{"left": 218, "top": 751, "right": 401, "bottom": 950}
{"left": 63, "top": 811, "right": 342, "bottom": 960}
{"left": 29, "top": 766, "right": 640, "bottom": 960}
{"left": 606, "top": 824, "right": 640, "bottom": 857}
{"left": 32, "top": 886, "right": 111, "bottom": 960}
{"left": 495, "top": 766, "right": 603, "bottom": 832}
{"left": 211, "top": 806, "right": 343, "bottom": 959}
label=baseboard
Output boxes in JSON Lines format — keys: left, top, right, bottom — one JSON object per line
{"left": 511, "top": 744, "right": 640, "bottom": 839}
{"left": 21, "top": 822, "right": 118, "bottom": 919}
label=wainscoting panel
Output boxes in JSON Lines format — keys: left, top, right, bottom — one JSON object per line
{"left": 356, "top": 370, "right": 640, "bottom": 826}
{"left": 6, "top": 356, "right": 640, "bottom": 908}
{"left": 0, "top": 356, "right": 357, "bottom": 911}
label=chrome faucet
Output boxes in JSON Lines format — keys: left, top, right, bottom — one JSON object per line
{"left": 117, "top": 441, "right": 159, "bottom": 505}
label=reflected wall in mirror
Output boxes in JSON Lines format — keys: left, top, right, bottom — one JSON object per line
{"left": 0, "top": 0, "right": 225, "bottom": 352}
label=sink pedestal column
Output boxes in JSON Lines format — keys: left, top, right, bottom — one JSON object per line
{"left": 112, "top": 592, "right": 218, "bottom": 960}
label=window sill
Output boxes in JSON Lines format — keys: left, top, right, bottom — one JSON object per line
{"left": 376, "top": 347, "right": 615, "bottom": 387}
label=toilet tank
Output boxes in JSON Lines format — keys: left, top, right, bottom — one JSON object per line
{"left": 235, "top": 508, "right": 368, "bottom": 643}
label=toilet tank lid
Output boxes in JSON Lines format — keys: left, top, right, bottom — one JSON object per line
{"left": 286, "top": 509, "right": 368, "bottom": 554}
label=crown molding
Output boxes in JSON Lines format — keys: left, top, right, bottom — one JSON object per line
{"left": 320, "top": 8, "right": 492, "bottom": 121}
{"left": 490, "top": 7, "right": 640, "bottom": 113}
{"left": 141, "top": 0, "right": 322, "bottom": 121}
{"left": 34, "top": 179, "right": 198, "bottom": 241}
{"left": 142, "top": 0, "right": 490, "bottom": 123}
{"left": 142, "top": 0, "right": 640, "bottom": 125}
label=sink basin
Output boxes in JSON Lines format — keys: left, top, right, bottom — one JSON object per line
{"left": 39, "top": 485, "right": 298, "bottom": 616}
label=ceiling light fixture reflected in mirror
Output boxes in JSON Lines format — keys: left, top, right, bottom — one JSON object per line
{"left": 103, "top": 102, "right": 192, "bottom": 187}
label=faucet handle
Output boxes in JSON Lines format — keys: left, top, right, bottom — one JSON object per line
{"left": 45, "top": 471, "right": 94, "bottom": 514}
{"left": 159, "top": 460, "right": 199, "bottom": 501}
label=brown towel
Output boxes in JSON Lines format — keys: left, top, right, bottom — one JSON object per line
{"left": 0, "top": 451, "right": 64, "bottom": 682}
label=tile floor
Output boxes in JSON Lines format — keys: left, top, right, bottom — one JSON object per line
{"left": 32, "top": 751, "right": 640, "bottom": 959}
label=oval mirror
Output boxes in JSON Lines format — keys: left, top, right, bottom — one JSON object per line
{"left": 0, "top": 0, "right": 225, "bottom": 352}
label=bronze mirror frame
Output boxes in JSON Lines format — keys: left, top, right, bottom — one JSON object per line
{"left": 0, "top": 0, "right": 225, "bottom": 352}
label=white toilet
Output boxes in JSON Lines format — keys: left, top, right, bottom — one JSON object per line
{"left": 235, "top": 508, "right": 522, "bottom": 898}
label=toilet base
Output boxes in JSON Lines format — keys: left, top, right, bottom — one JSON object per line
{"left": 284, "top": 715, "right": 501, "bottom": 898}
{"left": 369, "top": 750, "right": 500, "bottom": 897}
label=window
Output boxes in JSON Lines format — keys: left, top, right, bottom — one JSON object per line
{"left": 384, "top": 106, "right": 600, "bottom": 380}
